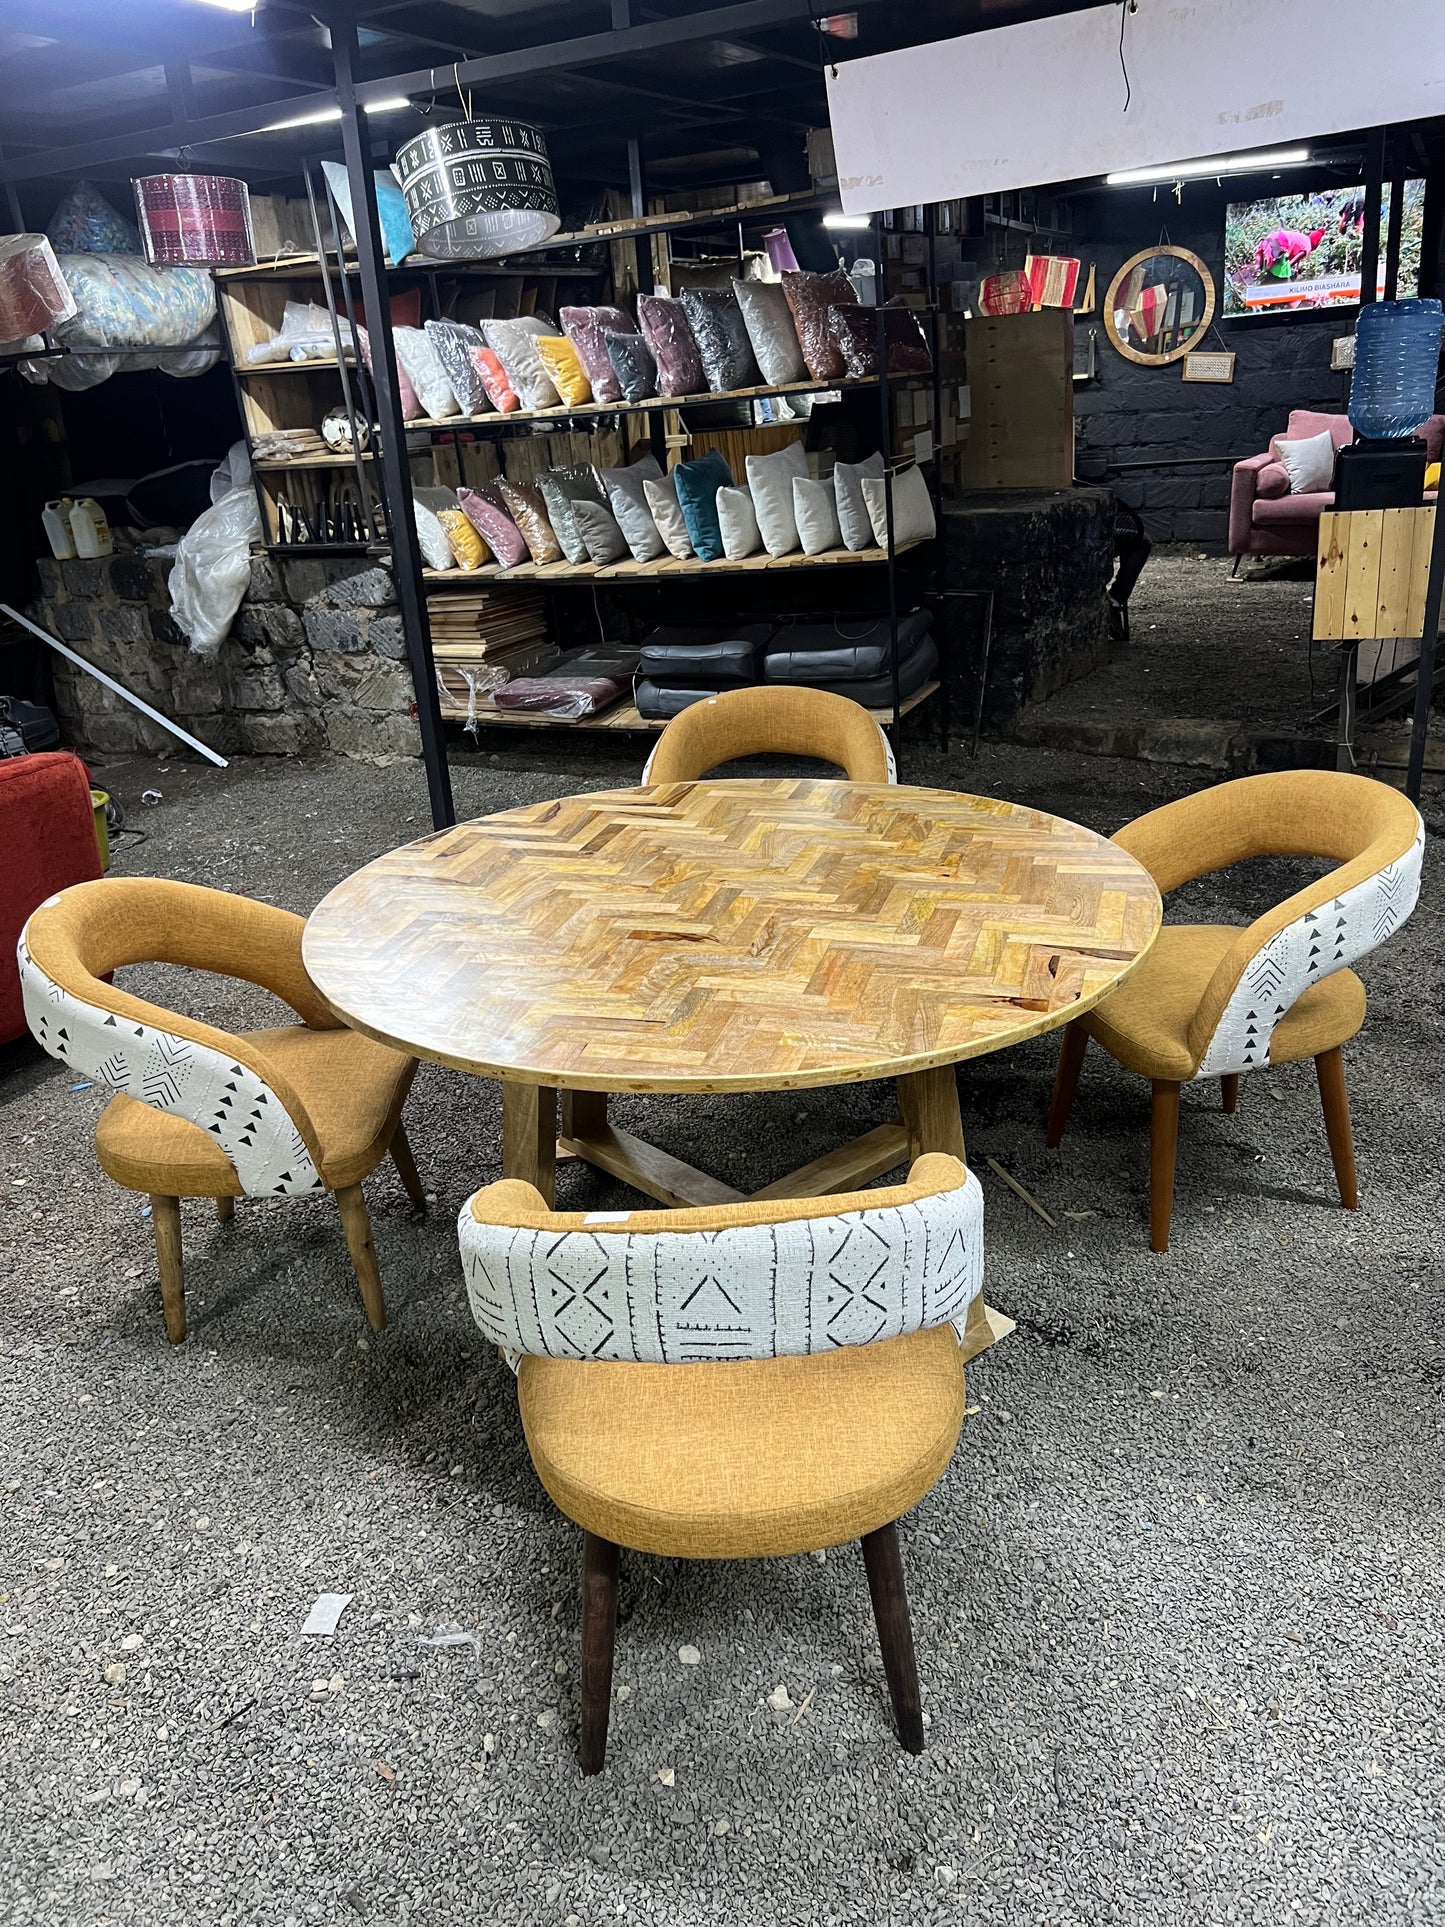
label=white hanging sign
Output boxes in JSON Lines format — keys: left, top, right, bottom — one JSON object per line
{"left": 826, "top": 0, "right": 1445, "bottom": 214}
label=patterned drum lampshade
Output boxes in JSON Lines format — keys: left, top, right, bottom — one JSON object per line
{"left": 395, "top": 121, "right": 560, "bottom": 261}
{"left": 0, "top": 234, "right": 76, "bottom": 339}
{"left": 134, "top": 175, "right": 256, "bottom": 267}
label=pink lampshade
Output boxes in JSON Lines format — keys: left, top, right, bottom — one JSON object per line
{"left": 134, "top": 175, "right": 256, "bottom": 268}
{"left": 0, "top": 234, "right": 76, "bottom": 340}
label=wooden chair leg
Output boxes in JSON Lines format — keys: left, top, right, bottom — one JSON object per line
{"left": 1045, "top": 1020, "right": 1088, "bottom": 1148}
{"left": 215, "top": 1195, "right": 236, "bottom": 1223}
{"left": 390, "top": 1121, "right": 426, "bottom": 1209}
{"left": 860, "top": 1522, "right": 924, "bottom": 1755}
{"left": 334, "top": 1184, "right": 387, "bottom": 1332}
{"left": 1150, "top": 1080, "right": 1181, "bottom": 1254}
{"left": 150, "top": 1195, "right": 186, "bottom": 1344}
{"left": 578, "top": 1532, "right": 620, "bottom": 1775}
{"left": 1221, "top": 1074, "right": 1240, "bottom": 1115}
{"left": 1315, "top": 1047, "right": 1358, "bottom": 1210}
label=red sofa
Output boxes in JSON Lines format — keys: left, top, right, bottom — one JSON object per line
{"left": 1, "top": 751, "right": 102, "bottom": 1044}
{"left": 1229, "top": 409, "right": 1444, "bottom": 559}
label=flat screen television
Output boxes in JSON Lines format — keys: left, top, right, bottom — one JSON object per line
{"left": 1223, "top": 180, "right": 1424, "bottom": 316}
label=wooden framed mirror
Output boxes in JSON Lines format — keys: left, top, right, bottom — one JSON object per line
{"left": 1104, "top": 246, "right": 1216, "bottom": 366}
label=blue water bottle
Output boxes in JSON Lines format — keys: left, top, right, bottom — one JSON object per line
{"left": 1349, "top": 298, "right": 1444, "bottom": 440}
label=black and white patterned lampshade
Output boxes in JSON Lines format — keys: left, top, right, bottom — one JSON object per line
{"left": 395, "top": 120, "right": 560, "bottom": 260}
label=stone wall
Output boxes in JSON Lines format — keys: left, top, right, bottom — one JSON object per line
{"left": 27, "top": 552, "right": 422, "bottom": 762}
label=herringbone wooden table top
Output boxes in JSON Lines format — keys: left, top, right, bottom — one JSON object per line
{"left": 304, "top": 781, "right": 1161, "bottom": 1092}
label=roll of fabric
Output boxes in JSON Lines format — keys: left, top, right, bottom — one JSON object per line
{"left": 134, "top": 176, "right": 255, "bottom": 267}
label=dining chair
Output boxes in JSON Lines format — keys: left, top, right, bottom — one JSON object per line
{"left": 21, "top": 877, "right": 423, "bottom": 1342}
{"left": 458, "top": 1152, "right": 983, "bottom": 1772}
{"left": 641, "top": 685, "right": 897, "bottom": 785}
{"left": 1044, "top": 772, "right": 1424, "bottom": 1251}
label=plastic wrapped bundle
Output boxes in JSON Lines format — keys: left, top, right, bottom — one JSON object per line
{"left": 414, "top": 500, "right": 455, "bottom": 571}
{"left": 826, "top": 305, "right": 933, "bottom": 380}
{"left": 781, "top": 269, "right": 858, "bottom": 382}
{"left": 483, "top": 315, "right": 561, "bottom": 411}
{"left": 356, "top": 324, "right": 421, "bottom": 419}
{"left": 497, "top": 479, "right": 563, "bottom": 564}
{"left": 21, "top": 255, "right": 218, "bottom": 391}
{"left": 493, "top": 674, "right": 625, "bottom": 719}
{"left": 534, "top": 336, "right": 592, "bottom": 407}
{"left": 559, "top": 305, "right": 632, "bottom": 403}
{"left": 0, "top": 236, "right": 76, "bottom": 341}
{"left": 539, "top": 466, "right": 606, "bottom": 565}
{"left": 472, "top": 345, "right": 519, "bottom": 413}
{"left": 46, "top": 182, "right": 141, "bottom": 255}
{"left": 394, "top": 325, "right": 459, "bottom": 419}
{"left": 458, "top": 485, "right": 529, "bottom": 567}
{"left": 636, "top": 294, "right": 705, "bottom": 398}
{"left": 604, "top": 331, "right": 657, "bottom": 402}
{"left": 425, "top": 320, "right": 490, "bottom": 414}
{"left": 245, "top": 299, "right": 354, "bottom": 366}
{"left": 679, "top": 288, "right": 760, "bottom": 393}
{"left": 438, "top": 506, "right": 489, "bottom": 569}
{"left": 732, "top": 279, "right": 804, "bottom": 387}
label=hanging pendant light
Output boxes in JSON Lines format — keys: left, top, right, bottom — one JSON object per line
{"left": 134, "top": 175, "right": 257, "bottom": 267}
{"left": 394, "top": 120, "right": 560, "bottom": 260}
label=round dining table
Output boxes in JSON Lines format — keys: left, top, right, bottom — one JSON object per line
{"left": 304, "top": 778, "right": 1162, "bottom": 1359}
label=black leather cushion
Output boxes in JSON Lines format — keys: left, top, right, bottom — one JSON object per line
{"left": 638, "top": 638, "right": 757, "bottom": 683}
{"left": 634, "top": 681, "right": 717, "bottom": 721}
{"left": 792, "top": 634, "right": 938, "bottom": 709}
{"left": 762, "top": 610, "right": 931, "bottom": 683}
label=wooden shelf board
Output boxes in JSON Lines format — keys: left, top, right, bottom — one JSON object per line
{"left": 442, "top": 681, "right": 940, "bottom": 735}
{"left": 236, "top": 359, "right": 354, "bottom": 377}
{"left": 422, "top": 540, "right": 923, "bottom": 586}
{"left": 404, "top": 372, "right": 931, "bottom": 432}
{"left": 255, "top": 452, "right": 376, "bottom": 471}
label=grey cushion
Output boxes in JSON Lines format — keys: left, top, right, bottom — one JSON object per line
{"left": 571, "top": 498, "right": 629, "bottom": 565}
{"left": 597, "top": 453, "right": 666, "bottom": 562}
{"left": 762, "top": 611, "right": 932, "bottom": 682}
{"left": 634, "top": 681, "right": 718, "bottom": 721}
{"left": 785, "top": 634, "right": 938, "bottom": 709}
{"left": 638, "top": 637, "right": 758, "bottom": 683}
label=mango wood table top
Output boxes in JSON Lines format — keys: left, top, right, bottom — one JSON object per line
{"left": 303, "top": 780, "right": 1161, "bottom": 1094}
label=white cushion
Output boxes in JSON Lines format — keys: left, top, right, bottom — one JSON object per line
{"left": 1271, "top": 427, "right": 1336, "bottom": 495}
{"left": 597, "top": 453, "right": 665, "bottom": 562}
{"left": 642, "top": 473, "right": 694, "bottom": 559}
{"left": 745, "top": 441, "right": 809, "bottom": 557}
{"left": 834, "top": 451, "right": 886, "bottom": 551}
{"left": 459, "top": 1168, "right": 985, "bottom": 1363}
{"left": 393, "top": 326, "right": 458, "bottom": 420}
{"left": 716, "top": 485, "right": 762, "bottom": 559}
{"left": 792, "top": 474, "right": 842, "bottom": 556}
{"left": 571, "top": 498, "right": 629, "bottom": 565}
{"left": 412, "top": 499, "right": 454, "bottom": 571}
{"left": 733, "top": 278, "right": 806, "bottom": 386}
{"left": 861, "top": 463, "right": 937, "bottom": 548}
{"left": 482, "top": 316, "right": 560, "bottom": 412}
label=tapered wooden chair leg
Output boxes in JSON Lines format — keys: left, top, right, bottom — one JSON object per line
{"left": 215, "top": 1194, "right": 236, "bottom": 1223}
{"left": 579, "top": 1532, "right": 620, "bottom": 1775}
{"left": 335, "top": 1184, "right": 387, "bottom": 1332}
{"left": 150, "top": 1194, "right": 186, "bottom": 1344}
{"left": 390, "top": 1121, "right": 426, "bottom": 1209}
{"left": 1221, "top": 1075, "right": 1240, "bottom": 1115}
{"left": 1045, "top": 1022, "right": 1088, "bottom": 1148}
{"left": 1315, "top": 1047, "right": 1358, "bottom": 1210}
{"left": 861, "top": 1522, "right": 924, "bottom": 1754}
{"left": 1150, "top": 1080, "right": 1181, "bottom": 1254}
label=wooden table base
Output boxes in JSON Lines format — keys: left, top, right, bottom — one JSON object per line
{"left": 502, "top": 1071, "right": 1014, "bottom": 1364}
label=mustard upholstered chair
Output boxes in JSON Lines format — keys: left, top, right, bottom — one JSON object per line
{"left": 641, "top": 685, "right": 897, "bottom": 785}
{"left": 20, "top": 877, "right": 422, "bottom": 1342}
{"left": 1045, "top": 772, "right": 1424, "bottom": 1252}
{"left": 458, "top": 1153, "right": 983, "bottom": 1771}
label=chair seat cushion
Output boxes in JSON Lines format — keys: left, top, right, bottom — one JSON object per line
{"left": 1082, "top": 924, "right": 1366, "bottom": 1080}
{"left": 95, "top": 1024, "right": 415, "bottom": 1196}
{"left": 518, "top": 1324, "right": 966, "bottom": 1560}
{"left": 1253, "top": 490, "right": 1333, "bottom": 526}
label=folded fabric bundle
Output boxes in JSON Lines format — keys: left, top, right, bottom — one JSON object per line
{"left": 732, "top": 278, "right": 805, "bottom": 386}
{"left": 637, "top": 293, "right": 705, "bottom": 398}
{"left": 497, "top": 479, "right": 562, "bottom": 564}
{"left": 493, "top": 674, "right": 626, "bottom": 719}
{"left": 483, "top": 315, "right": 561, "bottom": 411}
{"left": 458, "top": 485, "right": 529, "bottom": 567}
{"left": 534, "top": 335, "right": 592, "bottom": 408}
{"left": 560, "top": 305, "right": 633, "bottom": 403}
{"left": 605, "top": 331, "right": 657, "bottom": 402}
{"left": 424, "top": 319, "right": 490, "bottom": 414}
{"left": 826, "top": 305, "right": 934, "bottom": 380}
{"left": 762, "top": 610, "right": 932, "bottom": 684}
{"left": 782, "top": 268, "right": 859, "bottom": 382}
{"left": 679, "top": 287, "right": 760, "bottom": 393}
{"left": 671, "top": 450, "right": 734, "bottom": 561}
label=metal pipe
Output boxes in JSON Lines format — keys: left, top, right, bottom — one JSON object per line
{"left": 332, "top": 18, "right": 455, "bottom": 831}
{"left": 1358, "top": 126, "right": 1385, "bottom": 310}
{"left": 1404, "top": 494, "right": 1445, "bottom": 803}
{"left": 1383, "top": 135, "right": 1406, "bottom": 302}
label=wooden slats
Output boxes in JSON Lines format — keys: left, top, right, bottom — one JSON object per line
{"left": 1316, "top": 506, "right": 1436, "bottom": 642}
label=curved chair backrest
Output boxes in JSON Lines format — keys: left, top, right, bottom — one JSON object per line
{"left": 1113, "top": 772, "right": 1423, "bottom": 1078}
{"left": 642, "top": 686, "right": 897, "bottom": 786}
{"left": 20, "top": 877, "right": 334, "bottom": 1197}
{"left": 459, "top": 1153, "right": 981, "bottom": 1364}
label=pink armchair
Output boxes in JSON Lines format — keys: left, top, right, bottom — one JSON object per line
{"left": 1229, "top": 409, "right": 1443, "bottom": 559}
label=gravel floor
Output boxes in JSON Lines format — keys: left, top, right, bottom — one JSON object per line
{"left": 3, "top": 728, "right": 1443, "bottom": 1927}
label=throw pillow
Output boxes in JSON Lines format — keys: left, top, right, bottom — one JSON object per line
{"left": 860, "top": 464, "right": 937, "bottom": 548}
{"left": 424, "top": 320, "right": 488, "bottom": 414}
{"left": 642, "top": 473, "right": 695, "bottom": 559}
{"left": 732, "top": 278, "right": 805, "bottom": 386}
{"left": 672, "top": 451, "right": 734, "bottom": 562}
{"left": 792, "top": 474, "right": 842, "bottom": 556}
{"left": 597, "top": 453, "right": 666, "bottom": 562}
{"left": 458, "top": 486, "right": 528, "bottom": 568}
{"left": 637, "top": 294, "right": 705, "bottom": 397}
{"left": 679, "top": 288, "right": 760, "bottom": 392}
{"left": 483, "top": 316, "right": 561, "bottom": 411}
{"left": 1271, "top": 427, "right": 1336, "bottom": 495}
{"left": 745, "top": 442, "right": 809, "bottom": 556}
{"left": 571, "top": 498, "right": 630, "bottom": 566}
{"left": 833, "top": 451, "right": 886, "bottom": 551}
{"left": 605, "top": 331, "right": 658, "bottom": 401}
{"left": 716, "top": 486, "right": 762, "bottom": 560}
{"left": 497, "top": 480, "right": 562, "bottom": 565}
{"left": 559, "top": 304, "right": 632, "bottom": 403}
{"left": 781, "top": 268, "right": 859, "bottom": 382}
{"left": 534, "top": 336, "right": 592, "bottom": 408}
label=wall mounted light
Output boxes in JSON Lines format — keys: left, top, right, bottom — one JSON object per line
{"left": 1106, "top": 146, "right": 1310, "bottom": 186}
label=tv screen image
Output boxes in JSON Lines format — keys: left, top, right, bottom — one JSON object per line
{"left": 1223, "top": 181, "right": 1424, "bottom": 316}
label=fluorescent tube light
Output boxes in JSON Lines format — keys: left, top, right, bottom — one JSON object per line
{"left": 1106, "top": 146, "right": 1310, "bottom": 186}
{"left": 823, "top": 212, "right": 872, "bottom": 230}
{"left": 251, "top": 97, "right": 411, "bottom": 134}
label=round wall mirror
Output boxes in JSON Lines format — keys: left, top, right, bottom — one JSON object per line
{"left": 1104, "top": 246, "right": 1216, "bottom": 365}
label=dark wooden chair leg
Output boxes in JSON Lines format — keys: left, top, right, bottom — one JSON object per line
{"left": 215, "top": 1194, "right": 236, "bottom": 1223}
{"left": 579, "top": 1532, "right": 620, "bottom": 1775}
{"left": 1315, "top": 1047, "right": 1358, "bottom": 1209}
{"left": 390, "top": 1121, "right": 426, "bottom": 1209}
{"left": 150, "top": 1195, "right": 186, "bottom": 1344}
{"left": 861, "top": 1522, "right": 924, "bottom": 1754}
{"left": 1150, "top": 1080, "right": 1181, "bottom": 1254}
{"left": 335, "top": 1184, "right": 387, "bottom": 1332}
{"left": 1221, "top": 1074, "right": 1240, "bottom": 1115}
{"left": 1045, "top": 1021, "right": 1088, "bottom": 1148}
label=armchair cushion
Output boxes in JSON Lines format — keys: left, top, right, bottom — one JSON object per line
{"left": 1255, "top": 461, "right": 1290, "bottom": 499}
{"left": 1252, "top": 489, "right": 1335, "bottom": 526}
